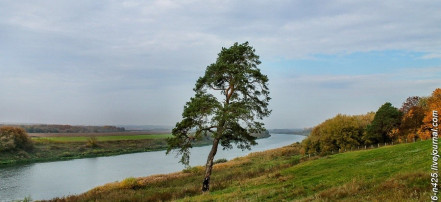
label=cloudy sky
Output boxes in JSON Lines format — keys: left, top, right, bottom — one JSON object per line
{"left": 1, "top": 0, "right": 440, "bottom": 129}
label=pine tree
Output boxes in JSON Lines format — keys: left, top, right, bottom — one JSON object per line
{"left": 166, "top": 42, "right": 271, "bottom": 192}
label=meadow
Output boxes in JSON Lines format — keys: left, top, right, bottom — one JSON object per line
{"left": 48, "top": 140, "right": 431, "bottom": 201}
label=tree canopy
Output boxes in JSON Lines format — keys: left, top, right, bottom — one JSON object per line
{"left": 364, "top": 102, "right": 402, "bottom": 144}
{"left": 302, "top": 113, "right": 374, "bottom": 155}
{"left": 398, "top": 105, "right": 425, "bottom": 141}
{"left": 420, "top": 88, "right": 441, "bottom": 139}
{"left": 400, "top": 96, "right": 420, "bottom": 114}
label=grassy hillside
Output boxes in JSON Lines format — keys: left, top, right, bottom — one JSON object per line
{"left": 48, "top": 140, "right": 432, "bottom": 201}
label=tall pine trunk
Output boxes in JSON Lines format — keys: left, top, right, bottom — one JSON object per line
{"left": 202, "top": 138, "right": 220, "bottom": 192}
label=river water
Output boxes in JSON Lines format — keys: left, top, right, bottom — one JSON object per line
{"left": 0, "top": 134, "right": 305, "bottom": 201}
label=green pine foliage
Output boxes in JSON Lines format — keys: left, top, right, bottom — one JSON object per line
{"left": 365, "top": 102, "right": 403, "bottom": 144}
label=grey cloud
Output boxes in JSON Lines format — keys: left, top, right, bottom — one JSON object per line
{"left": 0, "top": 0, "right": 440, "bottom": 127}
{"left": 3, "top": 0, "right": 441, "bottom": 59}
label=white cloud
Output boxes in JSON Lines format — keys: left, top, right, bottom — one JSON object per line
{"left": 422, "top": 53, "right": 441, "bottom": 59}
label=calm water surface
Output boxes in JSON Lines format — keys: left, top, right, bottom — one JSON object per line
{"left": 0, "top": 134, "right": 305, "bottom": 201}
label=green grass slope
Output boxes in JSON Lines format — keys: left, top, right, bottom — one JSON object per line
{"left": 194, "top": 141, "right": 430, "bottom": 201}
{"left": 49, "top": 140, "right": 432, "bottom": 202}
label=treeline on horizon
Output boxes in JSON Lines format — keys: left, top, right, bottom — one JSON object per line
{"left": 302, "top": 88, "right": 440, "bottom": 155}
{"left": 0, "top": 124, "right": 125, "bottom": 133}
{"left": 268, "top": 128, "right": 312, "bottom": 136}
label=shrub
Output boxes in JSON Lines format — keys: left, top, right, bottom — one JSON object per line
{"left": 61, "top": 152, "right": 73, "bottom": 157}
{"left": 213, "top": 158, "right": 228, "bottom": 164}
{"left": 182, "top": 166, "right": 203, "bottom": 174}
{"left": 17, "top": 150, "right": 30, "bottom": 158}
{"left": 86, "top": 137, "right": 99, "bottom": 148}
{"left": 119, "top": 177, "right": 139, "bottom": 189}
{"left": 0, "top": 126, "right": 33, "bottom": 152}
{"left": 22, "top": 195, "right": 32, "bottom": 202}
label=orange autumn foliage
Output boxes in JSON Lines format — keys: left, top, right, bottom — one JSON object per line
{"left": 419, "top": 88, "right": 441, "bottom": 140}
{"left": 398, "top": 106, "right": 425, "bottom": 141}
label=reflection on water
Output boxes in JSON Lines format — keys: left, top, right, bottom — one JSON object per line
{"left": 0, "top": 134, "right": 305, "bottom": 201}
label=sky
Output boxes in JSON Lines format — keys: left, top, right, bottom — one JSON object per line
{"left": 0, "top": 0, "right": 440, "bottom": 129}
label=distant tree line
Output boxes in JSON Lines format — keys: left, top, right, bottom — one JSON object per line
{"left": 251, "top": 130, "right": 271, "bottom": 138}
{"left": 0, "top": 124, "right": 125, "bottom": 133}
{"left": 302, "top": 88, "right": 441, "bottom": 155}
{"left": 268, "top": 128, "right": 312, "bottom": 136}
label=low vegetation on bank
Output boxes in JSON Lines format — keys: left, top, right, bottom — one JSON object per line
{"left": 47, "top": 139, "right": 430, "bottom": 201}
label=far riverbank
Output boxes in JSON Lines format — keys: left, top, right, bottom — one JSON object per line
{"left": 0, "top": 131, "right": 276, "bottom": 167}
{"left": 0, "top": 132, "right": 202, "bottom": 167}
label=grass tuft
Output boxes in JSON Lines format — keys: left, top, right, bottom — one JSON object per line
{"left": 182, "top": 166, "right": 204, "bottom": 174}
{"left": 213, "top": 158, "right": 228, "bottom": 164}
{"left": 86, "top": 137, "right": 99, "bottom": 148}
{"left": 119, "top": 177, "right": 139, "bottom": 189}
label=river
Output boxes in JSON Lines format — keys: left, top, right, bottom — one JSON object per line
{"left": 0, "top": 134, "right": 305, "bottom": 201}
